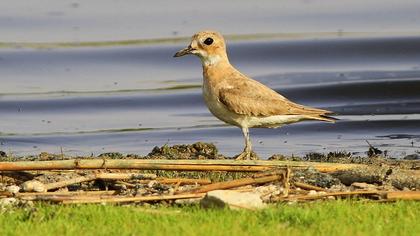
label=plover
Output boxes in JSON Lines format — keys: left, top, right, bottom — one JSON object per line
{"left": 174, "top": 31, "right": 336, "bottom": 160}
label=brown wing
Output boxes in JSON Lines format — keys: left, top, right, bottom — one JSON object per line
{"left": 218, "top": 76, "right": 332, "bottom": 118}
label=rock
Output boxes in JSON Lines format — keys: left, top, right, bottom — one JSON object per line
{"left": 112, "top": 183, "right": 127, "bottom": 191}
{"left": 147, "top": 180, "right": 158, "bottom": 188}
{"left": 21, "top": 180, "right": 46, "bottom": 192}
{"left": 0, "top": 151, "right": 6, "bottom": 158}
{"left": 403, "top": 154, "right": 420, "bottom": 160}
{"left": 167, "top": 188, "right": 175, "bottom": 195}
{"left": 6, "top": 185, "right": 20, "bottom": 194}
{"left": 200, "top": 190, "right": 266, "bottom": 210}
{"left": 308, "top": 190, "right": 318, "bottom": 196}
{"left": 253, "top": 184, "right": 282, "bottom": 202}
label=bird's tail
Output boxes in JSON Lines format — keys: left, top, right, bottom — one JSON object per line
{"left": 292, "top": 103, "right": 338, "bottom": 123}
{"left": 308, "top": 114, "right": 339, "bottom": 123}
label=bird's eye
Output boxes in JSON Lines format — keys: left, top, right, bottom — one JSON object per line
{"left": 204, "top": 37, "right": 213, "bottom": 45}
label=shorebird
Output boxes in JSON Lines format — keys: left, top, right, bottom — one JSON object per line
{"left": 174, "top": 31, "right": 336, "bottom": 160}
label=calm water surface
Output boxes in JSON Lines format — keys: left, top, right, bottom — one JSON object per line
{"left": 1, "top": 1, "right": 420, "bottom": 158}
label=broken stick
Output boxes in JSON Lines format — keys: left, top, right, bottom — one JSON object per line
{"left": 188, "top": 174, "right": 284, "bottom": 194}
{"left": 21, "top": 172, "right": 157, "bottom": 192}
{"left": 276, "top": 190, "right": 380, "bottom": 201}
{"left": 0, "top": 159, "right": 364, "bottom": 173}
{"left": 386, "top": 191, "right": 420, "bottom": 201}
{"left": 47, "top": 193, "right": 206, "bottom": 204}
{"left": 294, "top": 182, "right": 326, "bottom": 192}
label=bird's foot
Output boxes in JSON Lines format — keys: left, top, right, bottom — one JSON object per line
{"left": 235, "top": 151, "right": 259, "bottom": 160}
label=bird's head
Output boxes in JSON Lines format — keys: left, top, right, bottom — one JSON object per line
{"left": 174, "top": 30, "right": 228, "bottom": 66}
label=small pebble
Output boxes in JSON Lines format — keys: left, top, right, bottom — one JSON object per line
{"left": 21, "top": 180, "right": 46, "bottom": 192}
{"left": 6, "top": 185, "right": 20, "bottom": 194}
{"left": 147, "top": 180, "right": 158, "bottom": 188}
{"left": 167, "top": 188, "right": 175, "bottom": 195}
{"left": 308, "top": 190, "right": 318, "bottom": 196}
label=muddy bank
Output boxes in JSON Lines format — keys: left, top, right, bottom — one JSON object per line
{"left": 0, "top": 142, "right": 419, "bottom": 210}
{"left": 1, "top": 142, "right": 419, "bottom": 189}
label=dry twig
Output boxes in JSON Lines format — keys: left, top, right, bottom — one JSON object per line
{"left": 0, "top": 159, "right": 364, "bottom": 173}
{"left": 187, "top": 174, "right": 284, "bottom": 194}
{"left": 293, "top": 182, "right": 326, "bottom": 192}
{"left": 46, "top": 193, "right": 206, "bottom": 204}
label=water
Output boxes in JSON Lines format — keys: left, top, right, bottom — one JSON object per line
{"left": 1, "top": 1, "right": 420, "bottom": 158}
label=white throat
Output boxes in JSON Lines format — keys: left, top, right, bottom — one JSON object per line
{"left": 201, "top": 54, "right": 221, "bottom": 66}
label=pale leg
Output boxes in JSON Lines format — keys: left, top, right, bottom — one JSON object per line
{"left": 235, "top": 127, "right": 258, "bottom": 160}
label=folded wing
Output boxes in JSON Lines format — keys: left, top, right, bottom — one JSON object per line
{"left": 218, "top": 76, "right": 335, "bottom": 122}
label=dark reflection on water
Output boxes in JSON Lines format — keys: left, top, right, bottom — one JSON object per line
{"left": 1, "top": 36, "right": 420, "bottom": 158}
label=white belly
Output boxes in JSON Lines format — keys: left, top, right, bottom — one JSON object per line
{"left": 202, "top": 83, "right": 306, "bottom": 128}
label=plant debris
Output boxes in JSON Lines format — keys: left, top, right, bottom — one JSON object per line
{"left": 0, "top": 142, "right": 419, "bottom": 210}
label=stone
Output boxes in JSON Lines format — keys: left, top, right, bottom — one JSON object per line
{"left": 308, "top": 190, "right": 318, "bottom": 196}
{"left": 403, "top": 154, "right": 420, "bottom": 160}
{"left": 6, "top": 185, "right": 20, "bottom": 194}
{"left": 200, "top": 190, "right": 266, "bottom": 210}
{"left": 253, "top": 184, "right": 282, "bottom": 202}
{"left": 0, "top": 151, "right": 6, "bottom": 158}
{"left": 21, "top": 180, "right": 46, "bottom": 192}
{"left": 147, "top": 180, "right": 158, "bottom": 188}
{"left": 167, "top": 188, "right": 175, "bottom": 195}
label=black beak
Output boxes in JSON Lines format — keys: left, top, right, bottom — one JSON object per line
{"left": 173, "top": 45, "right": 194, "bottom": 57}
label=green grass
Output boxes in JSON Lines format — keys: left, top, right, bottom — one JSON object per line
{"left": 1, "top": 201, "right": 419, "bottom": 236}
